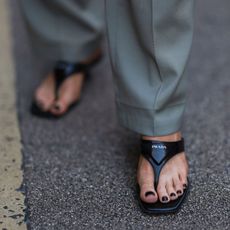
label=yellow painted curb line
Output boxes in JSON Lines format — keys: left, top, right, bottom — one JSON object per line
{"left": 0, "top": 0, "right": 27, "bottom": 229}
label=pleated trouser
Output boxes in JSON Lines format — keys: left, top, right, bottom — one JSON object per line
{"left": 20, "top": 0, "right": 104, "bottom": 62}
{"left": 21, "top": 0, "right": 194, "bottom": 136}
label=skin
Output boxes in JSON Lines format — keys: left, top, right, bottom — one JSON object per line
{"left": 137, "top": 132, "right": 189, "bottom": 203}
{"left": 34, "top": 53, "right": 188, "bottom": 204}
{"left": 34, "top": 49, "right": 101, "bottom": 116}
{"left": 34, "top": 71, "right": 84, "bottom": 115}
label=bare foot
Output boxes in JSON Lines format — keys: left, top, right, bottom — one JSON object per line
{"left": 137, "top": 131, "right": 189, "bottom": 203}
{"left": 34, "top": 73, "right": 56, "bottom": 112}
{"left": 34, "top": 49, "right": 101, "bottom": 116}
{"left": 49, "top": 72, "right": 84, "bottom": 115}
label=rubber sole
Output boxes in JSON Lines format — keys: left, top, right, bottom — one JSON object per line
{"left": 137, "top": 179, "right": 190, "bottom": 215}
{"left": 30, "top": 100, "right": 79, "bottom": 119}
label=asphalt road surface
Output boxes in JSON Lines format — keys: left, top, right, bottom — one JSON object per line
{"left": 9, "top": 0, "right": 230, "bottom": 229}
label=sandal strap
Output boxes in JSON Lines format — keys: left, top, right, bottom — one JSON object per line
{"left": 141, "top": 138, "right": 185, "bottom": 188}
{"left": 54, "top": 61, "right": 86, "bottom": 89}
{"left": 54, "top": 61, "right": 87, "bottom": 78}
{"left": 53, "top": 53, "right": 102, "bottom": 95}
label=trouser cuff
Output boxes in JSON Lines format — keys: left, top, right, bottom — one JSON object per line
{"left": 116, "top": 101, "right": 186, "bottom": 136}
{"left": 30, "top": 34, "right": 102, "bottom": 63}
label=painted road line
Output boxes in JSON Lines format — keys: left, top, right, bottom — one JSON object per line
{"left": 0, "top": 0, "right": 27, "bottom": 229}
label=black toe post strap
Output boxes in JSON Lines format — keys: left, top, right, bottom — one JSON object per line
{"left": 141, "top": 138, "right": 185, "bottom": 189}
{"left": 54, "top": 61, "right": 87, "bottom": 90}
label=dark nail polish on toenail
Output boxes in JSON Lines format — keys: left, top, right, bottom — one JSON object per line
{"left": 145, "top": 191, "right": 155, "bottom": 197}
{"left": 177, "top": 190, "right": 182, "bottom": 195}
{"left": 170, "top": 193, "right": 176, "bottom": 197}
{"left": 162, "top": 196, "right": 168, "bottom": 202}
{"left": 54, "top": 105, "right": 60, "bottom": 110}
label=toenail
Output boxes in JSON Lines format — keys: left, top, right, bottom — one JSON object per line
{"left": 183, "top": 184, "right": 187, "bottom": 189}
{"left": 177, "top": 190, "right": 182, "bottom": 195}
{"left": 170, "top": 193, "right": 176, "bottom": 197}
{"left": 145, "top": 191, "right": 155, "bottom": 197}
{"left": 54, "top": 104, "right": 60, "bottom": 110}
{"left": 162, "top": 196, "right": 168, "bottom": 202}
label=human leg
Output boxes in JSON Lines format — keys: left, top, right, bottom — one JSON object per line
{"left": 105, "top": 0, "right": 194, "bottom": 212}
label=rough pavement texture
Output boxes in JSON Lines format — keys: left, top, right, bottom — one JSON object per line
{"left": 10, "top": 0, "right": 230, "bottom": 229}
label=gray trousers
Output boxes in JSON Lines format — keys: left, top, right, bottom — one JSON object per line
{"left": 21, "top": 0, "right": 194, "bottom": 136}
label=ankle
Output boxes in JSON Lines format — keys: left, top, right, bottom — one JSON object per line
{"left": 142, "top": 131, "right": 182, "bottom": 142}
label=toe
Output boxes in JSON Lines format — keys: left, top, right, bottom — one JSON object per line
{"left": 137, "top": 155, "right": 158, "bottom": 203}
{"left": 34, "top": 75, "right": 56, "bottom": 111}
{"left": 49, "top": 73, "right": 83, "bottom": 116}
{"left": 166, "top": 179, "right": 178, "bottom": 201}
{"left": 35, "top": 90, "right": 54, "bottom": 111}
{"left": 140, "top": 183, "right": 158, "bottom": 203}
{"left": 179, "top": 172, "right": 188, "bottom": 190}
{"left": 157, "top": 179, "right": 170, "bottom": 203}
{"left": 173, "top": 174, "right": 184, "bottom": 196}
{"left": 50, "top": 99, "right": 69, "bottom": 116}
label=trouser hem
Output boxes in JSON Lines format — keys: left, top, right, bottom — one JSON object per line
{"left": 30, "top": 34, "right": 102, "bottom": 63}
{"left": 116, "top": 101, "right": 186, "bottom": 136}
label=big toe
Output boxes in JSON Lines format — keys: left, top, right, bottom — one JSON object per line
{"left": 137, "top": 156, "right": 158, "bottom": 203}
{"left": 140, "top": 183, "right": 158, "bottom": 203}
{"left": 50, "top": 99, "right": 69, "bottom": 116}
{"left": 49, "top": 73, "right": 84, "bottom": 116}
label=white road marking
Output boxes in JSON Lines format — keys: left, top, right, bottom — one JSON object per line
{"left": 0, "top": 0, "right": 27, "bottom": 229}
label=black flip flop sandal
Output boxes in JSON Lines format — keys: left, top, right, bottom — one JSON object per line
{"left": 31, "top": 54, "right": 102, "bottom": 119}
{"left": 137, "top": 138, "right": 189, "bottom": 214}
